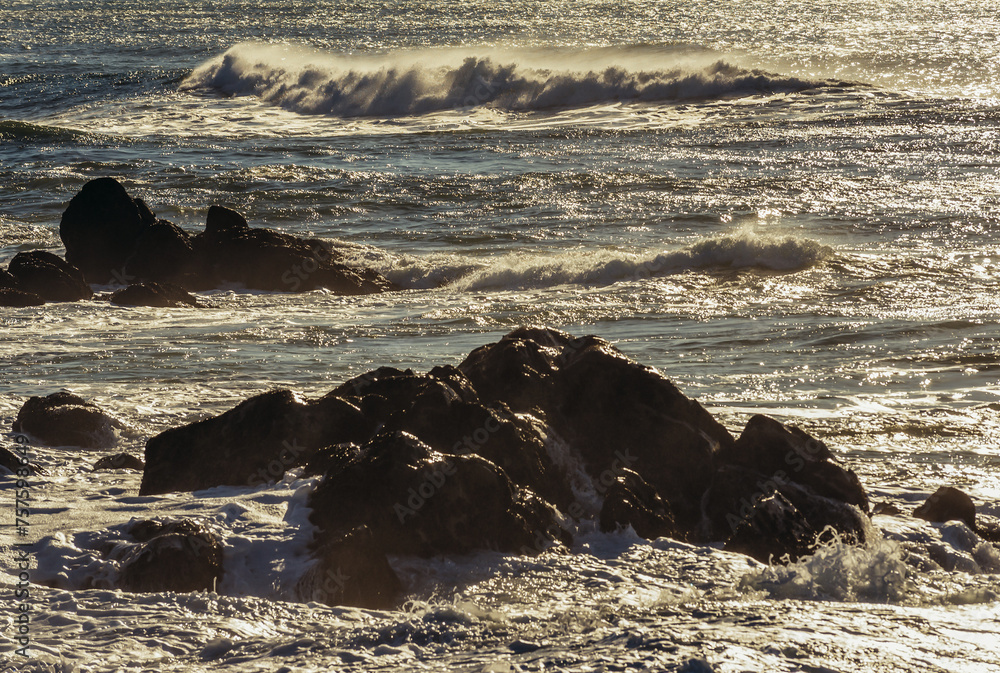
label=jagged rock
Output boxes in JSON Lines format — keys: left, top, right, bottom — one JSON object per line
{"left": 140, "top": 389, "right": 373, "bottom": 495}
{"left": 93, "top": 453, "right": 145, "bottom": 471}
{"left": 460, "top": 327, "right": 735, "bottom": 530}
{"left": 297, "top": 527, "right": 402, "bottom": 609}
{"left": 12, "top": 391, "right": 126, "bottom": 449}
{"left": 7, "top": 250, "right": 91, "bottom": 302}
{"left": 110, "top": 282, "right": 202, "bottom": 308}
{"left": 723, "top": 489, "right": 868, "bottom": 563}
{"left": 192, "top": 205, "right": 394, "bottom": 294}
{"left": 699, "top": 416, "right": 870, "bottom": 561}
{"left": 0, "top": 269, "right": 18, "bottom": 289}
{"left": 60, "top": 177, "right": 153, "bottom": 283}
{"left": 118, "top": 519, "right": 223, "bottom": 593}
{"left": 331, "top": 365, "right": 573, "bottom": 510}
{"left": 0, "top": 445, "right": 23, "bottom": 473}
{"left": 718, "top": 414, "right": 868, "bottom": 512}
{"left": 914, "top": 486, "right": 976, "bottom": 529}
{"left": 308, "top": 431, "right": 568, "bottom": 557}
{"left": 599, "top": 468, "right": 680, "bottom": 540}
{"left": 0, "top": 287, "right": 45, "bottom": 307}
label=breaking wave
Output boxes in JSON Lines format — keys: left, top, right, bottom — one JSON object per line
{"left": 348, "top": 233, "right": 833, "bottom": 291}
{"left": 182, "top": 43, "right": 850, "bottom": 118}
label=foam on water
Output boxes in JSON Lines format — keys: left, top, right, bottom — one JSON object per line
{"left": 183, "top": 43, "right": 849, "bottom": 118}
{"left": 347, "top": 232, "right": 834, "bottom": 291}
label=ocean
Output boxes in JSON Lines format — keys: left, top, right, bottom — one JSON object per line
{"left": 2, "top": 0, "right": 999, "bottom": 670}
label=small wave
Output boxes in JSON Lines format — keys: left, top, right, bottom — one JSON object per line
{"left": 353, "top": 233, "right": 831, "bottom": 292}
{"left": 0, "top": 119, "right": 95, "bottom": 142}
{"left": 182, "top": 43, "right": 850, "bottom": 118}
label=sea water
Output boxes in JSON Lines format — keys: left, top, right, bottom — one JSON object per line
{"left": 1, "top": 1, "right": 999, "bottom": 670}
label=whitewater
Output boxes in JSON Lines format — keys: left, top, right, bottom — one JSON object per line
{"left": 2, "top": 0, "right": 1000, "bottom": 671}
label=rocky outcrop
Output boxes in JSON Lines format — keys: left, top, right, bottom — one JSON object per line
{"left": 12, "top": 391, "right": 127, "bottom": 449}
{"left": 297, "top": 526, "right": 402, "bottom": 609}
{"left": 110, "top": 282, "right": 203, "bottom": 308}
{"left": 118, "top": 519, "right": 223, "bottom": 593}
{"left": 914, "top": 486, "right": 976, "bottom": 529}
{"left": 0, "top": 287, "right": 45, "bottom": 307}
{"left": 57, "top": 178, "right": 395, "bottom": 294}
{"left": 7, "top": 250, "right": 91, "bottom": 302}
{"left": 138, "top": 326, "right": 874, "bottom": 591}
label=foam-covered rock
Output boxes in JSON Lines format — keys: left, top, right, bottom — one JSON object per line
{"left": 118, "top": 519, "right": 223, "bottom": 593}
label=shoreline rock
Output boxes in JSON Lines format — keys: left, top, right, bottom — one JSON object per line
{"left": 12, "top": 391, "right": 128, "bottom": 449}
{"left": 139, "top": 326, "right": 878, "bottom": 594}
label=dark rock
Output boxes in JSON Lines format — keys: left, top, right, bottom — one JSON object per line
{"left": 7, "top": 250, "right": 91, "bottom": 302}
{"left": 118, "top": 518, "right": 223, "bottom": 593}
{"left": 12, "top": 391, "right": 127, "bottom": 448}
{"left": 914, "top": 486, "right": 976, "bottom": 529}
{"left": 0, "top": 445, "right": 23, "bottom": 473}
{"left": 553, "top": 336, "right": 734, "bottom": 530}
{"left": 59, "top": 177, "right": 152, "bottom": 283}
{"left": 0, "top": 269, "right": 18, "bottom": 290}
{"left": 0, "top": 287, "right": 45, "bottom": 307}
{"left": 192, "top": 207, "right": 395, "bottom": 294}
{"left": 333, "top": 365, "right": 573, "bottom": 510}
{"left": 719, "top": 415, "right": 868, "bottom": 512}
{"left": 123, "top": 220, "right": 197, "bottom": 286}
{"left": 93, "top": 453, "right": 145, "bottom": 471}
{"left": 873, "top": 502, "right": 904, "bottom": 516}
{"left": 140, "top": 389, "right": 373, "bottom": 495}
{"left": 599, "top": 468, "right": 680, "bottom": 540}
{"left": 308, "top": 431, "right": 568, "bottom": 557}
{"left": 297, "top": 526, "right": 402, "bottom": 609}
{"left": 723, "top": 488, "right": 868, "bottom": 563}
{"left": 110, "top": 282, "right": 203, "bottom": 308}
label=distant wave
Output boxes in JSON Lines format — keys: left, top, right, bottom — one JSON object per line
{"left": 0, "top": 119, "right": 95, "bottom": 142}
{"left": 345, "top": 233, "right": 833, "bottom": 292}
{"left": 182, "top": 43, "right": 850, "bottom": 118}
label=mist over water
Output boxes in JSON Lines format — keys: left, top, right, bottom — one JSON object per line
{"left": 2, "top": 0, "right": 1000, "bottom": 671}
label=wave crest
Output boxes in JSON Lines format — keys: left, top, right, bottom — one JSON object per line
{"left": 183, "top": 44, "right": 848, "bottom": 118}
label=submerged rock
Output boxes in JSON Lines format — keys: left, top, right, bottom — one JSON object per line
{"left": 7, "top": 250, "right": 91, "bottom": 302}
{"left": 12, "top": 391, "right": 127, "bottom": 449}
{"left": 93, "top": 452, "right": 145, "bottom": 471}
{"left": 110, "top": 281, "right": 203, "bottom": 308}
{"left": 914, "top": 486, "right": 976, "bottom": 529}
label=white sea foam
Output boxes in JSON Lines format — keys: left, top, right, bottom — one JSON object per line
{"left": 182, "top": 43, "right": 845, "bottom": 118}
{"left": 347, "top": 233, "right": 833, "bottom": 291}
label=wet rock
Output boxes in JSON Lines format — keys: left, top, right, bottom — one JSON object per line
{"left": 599, "top": 468, "right": 680, "bottom": 540}
{"left": 93, "top": 452, "right": 145, "bottom": 471}
{"left": 12, "top": 391, "right": 126, "bottom": 449}
{"left": 0, "top": 269, "right": 18, "bottom": 289}
{"left": 297, "top": 526, "right": 402, "bottom": 609}
{"left": 308, "top": 431, "right": 568, "bottom": 557}
{"left": 723, "top": 488, "right": 868, "bottom": 563}
{"left": 0, "top": 287, "right": 45, "bottom": 307}
{"left": 118, "top": 518, "right": 223, "bottom": 593}
{"left": 7, "top": 250, "right": 91, "bottom": 302}
{"left": 123, "top": 220, "right": 198, "bottom": 286}
{"left": 0, "top": 445, "right": 23, "bottom": 473}
{"left": 718, "top": 415, "right": 868, "bottom": 512}
{"left": 332, "top": 365, "right": 573, "bottom": 510}
{"left": 192, "top": 205, "right": 394, "bottom": 294}
{"left": 60, "top": 177, "right": 153, "bottom": 283}
{"left": 914, "top": 486, "right": 976, "bottom": 529}
{"left": 700, "top": 416, "right": 870, "bottom": 557}
{"left": 140, "top": 389, "right": 373, "bottom": 495}
{"left": 110, "top": 281, "right": 203, "bottom": 308}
